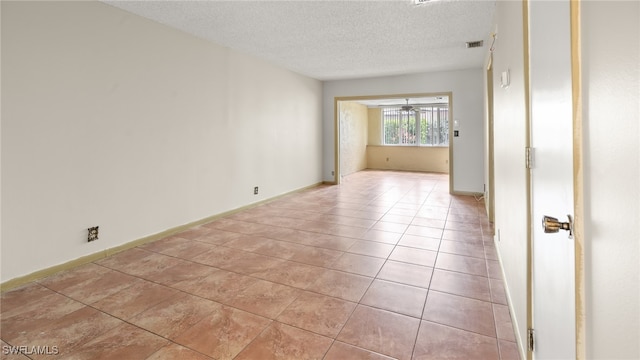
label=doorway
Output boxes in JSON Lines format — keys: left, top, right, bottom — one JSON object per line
{"left": 334, "top": 93, "right": 454, "bottom": 193}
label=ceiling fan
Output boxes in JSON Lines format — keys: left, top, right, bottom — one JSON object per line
{"left": 400, "top": 99, "right": 418, "bottom": 112}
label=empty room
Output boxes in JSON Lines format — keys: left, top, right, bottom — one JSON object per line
{"left": 1, "top": 1, "right": 638, "bottom": 360}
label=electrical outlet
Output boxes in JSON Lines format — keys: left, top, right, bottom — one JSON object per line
{"left": 254, "top": 186, "right": 259, "bottom": 195}
{"left": 331, "top": 171, "right": 334, "bottom": 176}
{"left": 88, "top": 226, "right": 99, "bottom": 242}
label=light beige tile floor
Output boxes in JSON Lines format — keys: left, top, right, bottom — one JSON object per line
{"left": 1, "top": 170, "right": 520, "bottom": 359}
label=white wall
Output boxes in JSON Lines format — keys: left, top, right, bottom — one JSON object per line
{"left": 582, "top": 1, "right": 639, "bottom": 358}
{"left": 323, "top": 69, "right": 484, "bottom": 193}
{"left": 490, "top": 1, "right": 529, "bottom": 355}
{"left": 491, "top": 1, "right": 640, "bottom": 358}
{"left": 1, "top": 1, "right": 323, "bottom": 282}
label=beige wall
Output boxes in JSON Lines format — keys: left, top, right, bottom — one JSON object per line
{"left": 365, "top": 107, "right": 449, "bottom": 174}
{"left": 367, "top": 108, "right": 382, "bottom": 145}
{"left": 339, "top": 101, "right": 368, "bottom": 177}
{"left": 1, "top": 1, "right": 323, "bottom": 282}
{"left": 367, "top": 146, "right": 449, "bottom": 173}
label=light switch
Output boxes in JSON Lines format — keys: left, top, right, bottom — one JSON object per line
{"left": 501, "top": 70, "right": 510, "bottom": 88}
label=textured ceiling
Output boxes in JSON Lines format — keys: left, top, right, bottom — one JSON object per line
{"left": 103, "top": 0, "right": 496, "bottom": 81}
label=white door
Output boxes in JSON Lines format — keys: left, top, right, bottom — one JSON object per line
{"left": 529, "top": 0, "right": 576, "bottom": 358}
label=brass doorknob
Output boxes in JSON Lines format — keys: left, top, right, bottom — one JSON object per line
{"left": 542, "top": 215, "right": 573, "bottom": 239}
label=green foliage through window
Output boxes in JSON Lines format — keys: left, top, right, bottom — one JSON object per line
{"left": 382, "top": 106, "right": 449, "bottom": 146}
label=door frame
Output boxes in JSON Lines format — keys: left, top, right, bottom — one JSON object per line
{"left": 486, "top": 58, "right": 496, "bottom": 223}
{"left": 333, "top": 92, "right": 454, "bottom": 192}
{"left": 524, "top": 0, "right": 585, "bottom": 358}
{"left": 569, "top": 0, "right": 585, "bottom": 356}
{"left": 523, "top": 2, "right": 533, "bottom": 359}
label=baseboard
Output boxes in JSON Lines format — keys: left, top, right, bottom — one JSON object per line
{"left": 450, "top": 190, "right": 484, "bottom": 197}
{"left": 0, "top": 251, "right": 109, "bottom": 293}
{"left": 363, "top": 168, "right": 449, "bottom": 175}
{"left": 0, "top": 181, "right": 324, "bottom": 292}
{"left": 494, "top": 240, "right": 527, "bottom": 360}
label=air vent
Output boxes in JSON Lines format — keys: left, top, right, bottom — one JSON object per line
{"left": 466, "top": 40, "right": 484, "bottom": 48}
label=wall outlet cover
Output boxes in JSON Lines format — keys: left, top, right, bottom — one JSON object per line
{"left": 88, "top": 226, "right": 99, "bottom": 242}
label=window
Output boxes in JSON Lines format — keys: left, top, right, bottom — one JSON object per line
{"left": 382, "top": 105, "right": 449, "bottom": 146}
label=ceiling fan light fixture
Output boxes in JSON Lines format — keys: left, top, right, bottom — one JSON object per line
{"left": 400, "top": 98, "right": 418, "bottom": 112}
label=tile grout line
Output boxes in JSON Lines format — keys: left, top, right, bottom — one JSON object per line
{"left": 3, "top": 172, "right": 514, "bottom": 359}
{"left": 410, "top": 187, "right": 450, "bottom": 360}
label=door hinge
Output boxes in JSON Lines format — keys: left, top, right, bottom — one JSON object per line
{"left": 526, "top": 147, "right": 535, "bottom": 169}
{"left": 527, "top": 328, "right": 535, "bottom": 352}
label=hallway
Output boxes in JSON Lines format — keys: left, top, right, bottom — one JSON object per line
{"left": 1, "top": 170, "right": 519, "bottom": 359}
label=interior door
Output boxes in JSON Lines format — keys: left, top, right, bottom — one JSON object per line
{"left": 528, "top": 0, "right": 576, "bottom": 358}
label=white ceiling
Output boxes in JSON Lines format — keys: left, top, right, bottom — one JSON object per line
{"left": 103, "top": 0, "right": 496, "bottom": 81}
